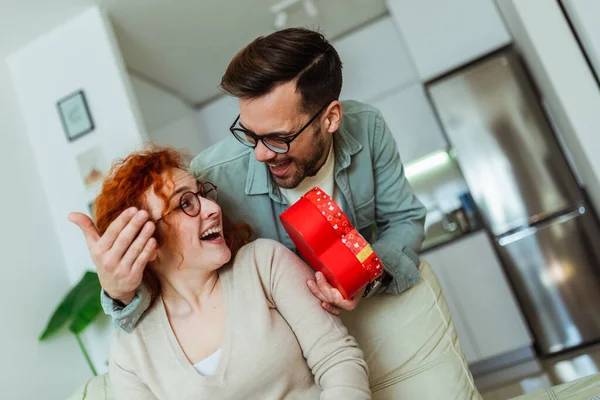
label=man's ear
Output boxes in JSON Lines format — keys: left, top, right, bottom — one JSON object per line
{"left": 324, "top": 101, "right": 342, "bottom": 133}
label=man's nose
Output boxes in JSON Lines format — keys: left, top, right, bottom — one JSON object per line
{"left": 254, "top": 140, "right": 277, "bottom": 163}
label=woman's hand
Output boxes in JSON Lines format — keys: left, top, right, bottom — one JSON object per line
{"left": 306, "top": 272, "right": 365, "bottom": 315}
{"left": 68, "top": 208, "right": 157, "bottom": 305}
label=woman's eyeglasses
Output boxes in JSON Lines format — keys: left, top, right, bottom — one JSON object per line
{"left": 155, "top": 182, "right": 218, "bottom": 225}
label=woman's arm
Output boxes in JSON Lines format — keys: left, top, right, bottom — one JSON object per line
{"left": 260, "top": 239, "right": 371, "bottom": 400}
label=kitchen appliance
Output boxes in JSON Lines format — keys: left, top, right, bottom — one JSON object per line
{"left": 427, "top": 50, "right": 600, "bottom": 356}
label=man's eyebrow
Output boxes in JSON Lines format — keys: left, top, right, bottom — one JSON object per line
{"left": 238, "top": 121, "right": 294, "bottom": 137}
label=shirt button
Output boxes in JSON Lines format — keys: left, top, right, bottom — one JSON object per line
{"left": 120, "top": 318, "right": 128, "bottom": 325}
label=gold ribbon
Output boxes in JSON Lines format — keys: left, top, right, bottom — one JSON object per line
{"left": 356, "top": 245, "right": 374, "bottom": 264}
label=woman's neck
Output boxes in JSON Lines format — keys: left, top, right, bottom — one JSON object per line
{"left": 160, "top": 269, "right": 220, "bottom": 315}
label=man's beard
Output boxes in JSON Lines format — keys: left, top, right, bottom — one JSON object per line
{"left": 271, "top": 131, "right": 328, "bottom": 189}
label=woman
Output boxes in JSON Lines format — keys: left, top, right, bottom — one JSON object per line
{"left": 92, "top": 147, "right": 370, "bottom": 399}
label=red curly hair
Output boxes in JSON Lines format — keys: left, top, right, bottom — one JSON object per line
{"left": 94, "top": 145, "right": 252, "bottom": 303}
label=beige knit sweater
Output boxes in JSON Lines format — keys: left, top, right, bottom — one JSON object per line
{"left": 109, "top": 239, "right": 371, "bottom": 400}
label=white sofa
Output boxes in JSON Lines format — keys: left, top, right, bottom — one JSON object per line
{"left": 512, "top": 373, "right": 600, "bottom": 399}
{"left": 67, "top": 374, "right": 113, "bottom": 400}
{"left": 68, "top": 372, "right": 600, "bottom": 399}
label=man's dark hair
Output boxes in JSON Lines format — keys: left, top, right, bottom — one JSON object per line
{"left": 221, "top": 28, "right": 343, "bottom": 114}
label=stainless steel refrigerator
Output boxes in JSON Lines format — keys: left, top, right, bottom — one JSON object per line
{"left": 427, "top": 50, "right": 600, "bottom": 356}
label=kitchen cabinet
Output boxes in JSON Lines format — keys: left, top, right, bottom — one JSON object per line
{"left": 386, "top": 0, "right": 511, "bottom": 80}
{"left": 371, "top": 83, "right": 447, "bottom": 164}
{"left": 334, "top": 16, "right": 418, "bottom": 102}
{"left": 421, "top": 231, "right": 533, "bottom": 364}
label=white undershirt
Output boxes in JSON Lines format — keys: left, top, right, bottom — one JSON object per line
{"left": 279, "top": 143, "right": 341, "bottom": 206}
{"left": 193, "top": 348, "right": 222, "bottom": 376}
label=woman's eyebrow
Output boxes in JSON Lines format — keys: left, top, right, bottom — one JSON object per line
{"left": 168, "top": 185, "right": 191, "bottom": 201}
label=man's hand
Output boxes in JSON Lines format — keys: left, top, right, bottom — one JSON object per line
{"left": 68, "top": 208, "right": 157, "bottom": 305}
{"left": 307, "top": 272, "right": 365, "bottom": 315}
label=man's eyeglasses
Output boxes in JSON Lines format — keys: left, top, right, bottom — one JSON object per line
{"left": 155, "top": 182, "right": 218, "bottom": 225}
{"left": 229, "top": 104, "right": 328, "bottom": 154}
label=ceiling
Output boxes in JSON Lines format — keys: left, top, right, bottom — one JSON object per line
{"left": 103, "top": 0, "right": 388, "bottom": 106}
{"left": 0, "top": 0, "right": 95, "bottom": 54}
{"left": 1, "top": 0, "right": 388, "bottom": 105}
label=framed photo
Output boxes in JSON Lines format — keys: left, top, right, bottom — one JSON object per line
{"left": 76, "top": 146, "right": 106, "bottom": 194}
{"left": 57, "top": 90, "right": 94, "bottom": 142}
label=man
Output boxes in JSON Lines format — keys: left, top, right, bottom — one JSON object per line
{"left": 70, "top": 28, "right": 481, "bottom": 399}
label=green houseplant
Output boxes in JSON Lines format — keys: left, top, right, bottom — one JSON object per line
{"left": 39, "top": 270, "right": 103, "bottom": 376}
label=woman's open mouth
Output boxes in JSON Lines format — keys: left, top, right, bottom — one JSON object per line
{"left": 201, "top": 225, "right": 222, "bottom": 242}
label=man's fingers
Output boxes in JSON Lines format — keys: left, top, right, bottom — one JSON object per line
{"left": 100, "top": 209, "right": 149, "bottom": 261}
{"left": 315, "top": 272, "right": 335, "bottom": 302}
{"left": 68, "top": 212, "right": 100, "bottom": 249}
{"left": 321, "top": 302, "right": 341, "bottom": 316}
{"left": 307, "top": 280, "right": 329, "bottom": 303}
{"left": 329, "top": 289, "right": 358, "bottom": 311}
{"left": 96, "top": 207, "right": 138, "bottom": 253}
{"left": 121, "top": 221, "right": 155, "bottom": 269}
{"left": 130, "top": 237, "right": 156, "bottom": 283}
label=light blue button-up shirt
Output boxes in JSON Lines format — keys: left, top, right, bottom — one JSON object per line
{"left": 102, "top": 100, "right": 426, "bottom": 332}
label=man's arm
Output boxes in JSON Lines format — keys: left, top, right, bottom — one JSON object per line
{"left": 100, "top": 286, "right": 151, "bottom": 333}
{"left": 370, "top": 110, "right": 426, "bottom": 294}
{"left": 68, "top": 209, "right": 155, "bottom": 333}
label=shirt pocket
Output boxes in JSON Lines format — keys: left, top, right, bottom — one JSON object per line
{"left": 355, "top": 196, "right": 376, "bottom": 233}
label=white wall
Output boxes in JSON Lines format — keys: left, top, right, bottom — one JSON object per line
{"left": 496, "top": 0, "right": 600, "bottom": 214}
{"left": 130, "top": 75, "right": 205, "bottom": 155}
{"left": 0, "top": 53, "right": 91, "bottom": 400}
{"left": 194, "top": 95, "right": 240, "bottom": 147}
{"left": 7, "top": 6, "right": 148, "bottom": 376}
{"left": 131, "top": 74, "right": 239, "bottom": 154}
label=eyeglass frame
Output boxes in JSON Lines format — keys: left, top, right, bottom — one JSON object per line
{"left": 154, "top": 181, "right": 218, "bottom": 226}
{"left": 229, "top": 103, "right": 329, "bottom": 154}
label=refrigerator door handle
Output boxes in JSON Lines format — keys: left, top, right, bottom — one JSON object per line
{"left": 498, "top": 206, "right": 586, "bottom": 246}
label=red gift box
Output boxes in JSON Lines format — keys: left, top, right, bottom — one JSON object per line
{"left": 280, "top": 187, "right": 383, "bottom": 299}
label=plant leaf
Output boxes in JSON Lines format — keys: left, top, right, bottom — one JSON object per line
{"left": 38, "top": 292, "right": 77, "bottom": 341}
{"left": 68, "top": 271, "right": 102, "bottom": 335}
{"left": 39, "top": 271, "right": 100, "bottom": 341}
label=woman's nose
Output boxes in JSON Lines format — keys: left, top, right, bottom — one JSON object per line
{"left": 199, "top": 195, "right": 219, "bottom": 219}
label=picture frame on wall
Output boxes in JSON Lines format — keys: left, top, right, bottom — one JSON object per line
{"left": 57, "top": 90, "right": 95, "bottom": 142}
{"left": 76, "top": 146, "right": 106, "bottom": 192}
